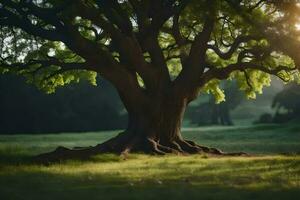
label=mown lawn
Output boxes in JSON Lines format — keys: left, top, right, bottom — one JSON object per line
{"left": 0, "top": 124, "right": 300, "bottom": 200}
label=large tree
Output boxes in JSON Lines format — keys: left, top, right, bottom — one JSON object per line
{"left": 1, "top": 0, "right": 300, "bottom": 161}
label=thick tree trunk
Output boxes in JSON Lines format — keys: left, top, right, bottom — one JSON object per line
{"left": 34, "top": 92, "right": 247, "bottom": 163}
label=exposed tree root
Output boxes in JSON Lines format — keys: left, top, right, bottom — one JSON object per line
{"left": 33, "top": 131, "right": 249, "bottom": 164}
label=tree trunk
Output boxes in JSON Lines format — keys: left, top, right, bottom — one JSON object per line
{"left": 34, "top": 91, "right": 247, "bottom": 163}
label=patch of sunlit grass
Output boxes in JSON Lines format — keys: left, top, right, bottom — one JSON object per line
{"left": 2, "top": 155, "right": 299, "bottom": 189}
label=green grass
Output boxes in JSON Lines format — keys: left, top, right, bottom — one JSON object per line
{"left": 0, "top": 124, "right": 300, "bottom": 200}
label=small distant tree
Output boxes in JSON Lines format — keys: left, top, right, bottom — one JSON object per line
{"left": 1, "top": 0, "right": 300, "bottom": 161}
{"left": 188, "top": 82, "right": 243, "bottom": 126}
{"left": 272, "top": 83, "right": 300, "bottom": 122}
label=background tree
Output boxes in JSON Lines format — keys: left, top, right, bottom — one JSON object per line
{"left": 272, "top": 83, "right": 300, "bottom": 123}
{"left": 1, "top": 0, "right": 300, "bottom": 161}
{"left": 210, "top": 83, "right": 243, "bottom": 125}
{"left": 187, "top": 82, "right": 243, "bottom": 126}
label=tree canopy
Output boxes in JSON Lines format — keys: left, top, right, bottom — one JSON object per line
{"left": 1, "top": 0, "right": 299, "bottom": 102}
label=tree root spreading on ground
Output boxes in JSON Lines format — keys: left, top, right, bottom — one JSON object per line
{"left": 33, "top": 132, "right": 249, "bottom": 164}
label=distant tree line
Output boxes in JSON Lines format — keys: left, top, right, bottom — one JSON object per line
{"left": 0, "top": 74, "right": 127, "bottom": 134}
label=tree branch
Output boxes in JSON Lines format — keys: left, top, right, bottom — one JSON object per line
{"left": 173, "top": 1, "right": 216, "bottom": 97}
{"left": 201, "top": 61, "right": 297, "bottom": 85}
{"left": 0, "top": 56, "right": 90, "bottom": 77}
{"left": 225, "top": 0, "right": 300, "bottom": 68}
{"left": 0, "top": 7, "right": 65, "bottom": 41}
{"left": 207, "top": 35, "right": 262, "bottom": 60}
{"left": 95, "top": 0, "right": 133, "bottom": 36}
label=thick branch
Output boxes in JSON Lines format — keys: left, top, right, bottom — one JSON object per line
{"left": 75, "top": 2, "right": 158, "bottom": 91}
{"left": 201, "top": 62, "right": 297, "bottom": 85}
{"left": 95, "top": 0, "right": 133, "bottom": 36}
{"left": 0, "top": 7, "right": 64, "bottom": 41}
{"left": 173, "top": 2, "right": 216, "bottom": 97}
{"left": 207, "top": 35, "right": 262, "bottom": 60}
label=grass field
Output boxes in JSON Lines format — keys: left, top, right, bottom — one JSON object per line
{"left": 0, "top": 124, "right": 300, "bottom": 200}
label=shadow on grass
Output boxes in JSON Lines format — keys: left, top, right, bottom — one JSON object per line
{"left": 0, "top": 144, "right": 300, "bottom": 200}
{"left": 0, "top": 168, "right": 299, "bottom": 200}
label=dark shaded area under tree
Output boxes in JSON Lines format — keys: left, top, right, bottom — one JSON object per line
{"left": 0, "top": 74, "right": 127, "bottom": 134}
